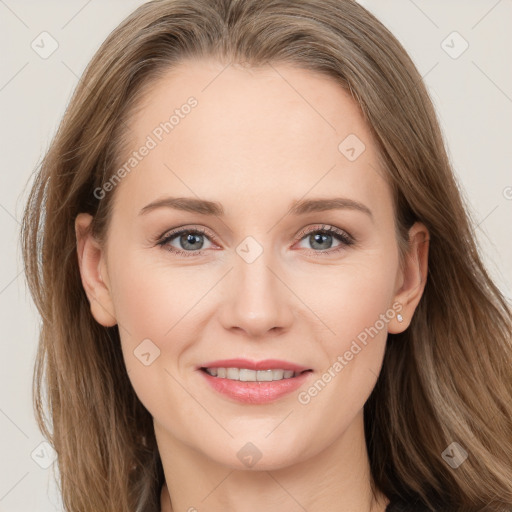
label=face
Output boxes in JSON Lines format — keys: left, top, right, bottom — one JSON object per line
{"left": 76, "top": 58, "right": 428, "bottom": 472}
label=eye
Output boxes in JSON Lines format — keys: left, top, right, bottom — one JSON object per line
{"left": 294, "top": 224, "right": 355, "bottom": 256}
{"left": 155, "top": 223, "right": 355, "bottom": 258}
{"left": 156, "top": 226, "right": 216, "bottom": 257}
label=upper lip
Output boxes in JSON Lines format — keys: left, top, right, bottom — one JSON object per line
{"left": 198, "top": 358, "right": 311, "bottom": 373}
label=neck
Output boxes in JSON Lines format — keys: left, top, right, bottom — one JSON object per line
{"left": 157, "top": 410, "right": 390, "bottom": 512}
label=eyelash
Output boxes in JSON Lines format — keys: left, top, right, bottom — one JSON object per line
{"left": 155, "top": 224, "right": 355, "bottom": 258}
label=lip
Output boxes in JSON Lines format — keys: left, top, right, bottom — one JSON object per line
{"left": 199, "top": 368, "right": 312, "bottom": 404}
{"left": 198, "top": 358, "right": 311, "bottom": 373}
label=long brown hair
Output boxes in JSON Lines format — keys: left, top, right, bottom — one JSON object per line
{"left": 20, "top": 1, "right": 512, "bottom": 510}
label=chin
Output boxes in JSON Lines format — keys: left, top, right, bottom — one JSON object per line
{"left": 207, "top": 437, "right": 313, "bottom": 472}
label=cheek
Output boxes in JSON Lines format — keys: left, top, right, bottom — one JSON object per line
{"left": 308, "top": 251, "right": 398, "bottom": 402}
{"left": 311, "top": 254, "right": 398, "bottom": 345}
{"left": 107, "top": 247, "right": 222, "bottom": 372}
{"left": 109, "top": 255, "right": 203, "bottom": 420}
{"left": 109, "top": 247, "right": 206, "bottom": 340}
{"left": 340, "top": 269, "right": 395, "bottom": 342}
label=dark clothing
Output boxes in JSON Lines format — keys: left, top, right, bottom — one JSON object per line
{"left": 386, "top": 498, "right": 433, "bottom": 511}
{"left": 386, "top": 496, "right": 512, "bottom": 511}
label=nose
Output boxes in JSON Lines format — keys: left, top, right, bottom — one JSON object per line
{"left": 217, "top": 244, "right": 295, "bottom": 338}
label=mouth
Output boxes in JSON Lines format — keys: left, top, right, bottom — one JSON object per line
{"left": 197, "top": 359, "right": 314, "bottom": 404}
{"left": 200, "top": 367, "right": 313, "bottom": 382}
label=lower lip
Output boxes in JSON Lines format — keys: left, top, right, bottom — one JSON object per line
{"left": 199, "top": 370, "right": 312, "bottom": 404}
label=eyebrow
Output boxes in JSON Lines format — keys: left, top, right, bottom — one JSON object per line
{"left": 139, "top": 196, "right": 373, "bottom": 220}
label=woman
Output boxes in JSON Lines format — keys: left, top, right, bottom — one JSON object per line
{"left": 20, "top": 0, "right": 512, "bottom": 511}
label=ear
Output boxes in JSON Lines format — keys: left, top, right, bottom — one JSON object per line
{"left": 388, "top": 222, "right": 429, "bottom": 334}
{"left": 75, "top": 213, "right": 117, "bottom": 327}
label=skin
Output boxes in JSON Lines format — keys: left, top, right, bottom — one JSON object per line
{"left": 75, "top": 59, "right": 429, "bottom": 512}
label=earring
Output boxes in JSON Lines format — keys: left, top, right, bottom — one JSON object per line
{"left": 397, "top": 313, "right": 403, "bottom": 323}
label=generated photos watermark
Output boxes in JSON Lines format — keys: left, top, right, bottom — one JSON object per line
{"left": 298, "top": 301, "right": 403, "bottom": 405}
{"left": 93, "top": 96, "right": 198, "bottom": 200}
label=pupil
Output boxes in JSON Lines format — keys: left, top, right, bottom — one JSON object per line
{"left": 312, "top": 233, "right": 331, "bottom": 249}
{"left": 182, "top": 233, "right": 202, "bottom": 250}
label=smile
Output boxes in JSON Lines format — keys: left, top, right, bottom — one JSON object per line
{"left": 201, "top": 367, "right": 309, "bottom": 381}
{"left": 199, "top": 366, "right": 313, "bottom": 404}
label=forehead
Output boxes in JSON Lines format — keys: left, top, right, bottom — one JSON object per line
{"left": 129, "top": 58, "right": 372, "bottom": 154}
{"left": 113, "top": 58, "right": 390, "bottom": 221}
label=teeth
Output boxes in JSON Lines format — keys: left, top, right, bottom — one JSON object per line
{"left": 239, "top": 369, "right": 256, "bottom": 381}
{"left": 204, "top": 367, "right": 301, "bottom": 381}
{"left": 226, "top": 368, "right": 239, "bottom": 380}
{"left": 257, "top": 370, "right": 273, "bottom": 382}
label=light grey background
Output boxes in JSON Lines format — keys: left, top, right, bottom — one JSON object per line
{"left": 1, "top": 1, "right": 511, "bottom": 510}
